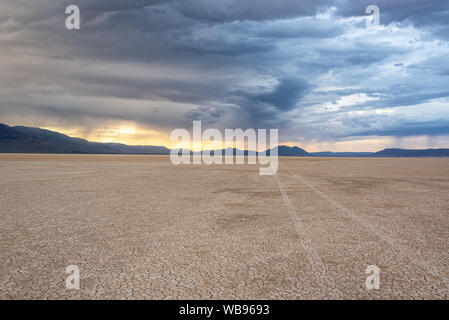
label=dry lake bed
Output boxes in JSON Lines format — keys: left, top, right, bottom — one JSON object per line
{"left": 1, "top": 154, "right": 448, "bottom": 299}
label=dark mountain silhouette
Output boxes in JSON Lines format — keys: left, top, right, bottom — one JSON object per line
{"left": 192, "top": 147, "right": 256, "bottom": 156}
{"left": 311, "top": 151, "right": 373, "bottom": 157}
{"left": 0, "top": 123, "right": 312, "bottom": 156}
{"left": 269, "top": 145, "right": 309, "bottom": 156}
{"left": 192, "top": 146, "right": 308, "bottom": 156}
{"left": 0, "top": 123, "right": 170, "bottom": 154}
{"left": 1, "top": 123, "right": 448, "bottom": 157}
{"left": 372, "top": 148, "right": 449, "bottom": 157}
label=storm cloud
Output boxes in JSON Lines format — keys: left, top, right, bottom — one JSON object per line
{"left": 0, "top": 0, "right": 448, "bottom": 148}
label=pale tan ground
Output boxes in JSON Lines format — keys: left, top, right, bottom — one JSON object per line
{"left": 0, "top": 154, "right": 448, "bottom": 299}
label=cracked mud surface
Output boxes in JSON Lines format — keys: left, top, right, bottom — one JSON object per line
{"left": 1, "top": 154, "right": 448, "bottom": 299}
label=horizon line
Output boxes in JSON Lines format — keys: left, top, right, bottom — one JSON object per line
{"left": 2, "top": 122, "right": 449, "bottom": 154}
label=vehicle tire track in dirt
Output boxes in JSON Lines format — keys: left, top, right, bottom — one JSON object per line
{"left": 281, "top": 163, "right": 449, "bottom": 289}
{"left": 275, "top": 173, "right": 342, "bottom": 299}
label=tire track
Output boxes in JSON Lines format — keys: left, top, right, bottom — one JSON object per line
{"left": 275, "top": 173, "right": 342, "bottom": 299}
{"left": 281, "top": 163, "right": 449, "bottom": 289}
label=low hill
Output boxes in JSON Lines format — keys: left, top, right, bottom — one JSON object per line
{"left": 373, "top": 148, "right": 449, "bottom": 157}
{"left": 311, "top": 151, "right": 373, "bottom": 157}
{"left": 272, "top": 145, "right": 309, "bottom": 156}
{"left": 192, "top": 146, "right": 309, "bottom": 156}
{"left": 0, "top": 123, "right": 170, "bottom": 154}
{"left": 2, "top": 123, "right": 448, "bottom": 157}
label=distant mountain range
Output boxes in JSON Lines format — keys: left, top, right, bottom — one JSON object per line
{"left": 311, "top": 151, "right": 374, "bottom": 157}
{"left": 1, "top": 123, "right": 449, "bottom": 157}
{"left": 0, "top": 123, "right": 169, "bottom": 155}
{"left": 371, "top": 148, "right": 449, "bottom": 157}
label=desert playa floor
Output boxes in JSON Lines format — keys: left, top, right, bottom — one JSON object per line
{"left": 1, "top": 154, "right": 448, "bottom": 299}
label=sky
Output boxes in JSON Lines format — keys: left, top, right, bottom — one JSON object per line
{"left": 1, "top": 0, "right": 449, "bottom": 151}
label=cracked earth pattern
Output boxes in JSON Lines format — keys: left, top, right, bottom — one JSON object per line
{"left": 0, "top": 154, "right": 448, "bottom": 299}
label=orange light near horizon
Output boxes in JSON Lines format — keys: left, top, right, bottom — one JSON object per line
{"left": 39, "top": 125, "right": 449, "bottom": 152}
{"left": 116, "top": 126, "right": 136, "bottom": 135}
{"left": 41, "top": 125, "right": 272, "bottom": 151}
{"left": 41, "top": 124, "right": 172, "bottom": 147}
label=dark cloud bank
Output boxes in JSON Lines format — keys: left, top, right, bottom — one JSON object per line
{"left": 0, "top": 0, "right": 448, "bottom": 145}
